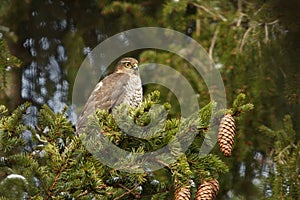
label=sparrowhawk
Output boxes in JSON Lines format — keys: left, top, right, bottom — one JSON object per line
{"left": 76, "top": 57, "right": 143, "bottom": 132}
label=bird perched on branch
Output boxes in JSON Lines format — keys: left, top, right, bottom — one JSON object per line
{"left": 76, "top": 57, "right": 142, "bottom": 133}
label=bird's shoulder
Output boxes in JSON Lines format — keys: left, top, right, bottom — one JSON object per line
{"left": 85, "top": 72, "right": 132, "bottom": 109}
{"left": 100, "top": 72, "right": 131, "bottom": 87}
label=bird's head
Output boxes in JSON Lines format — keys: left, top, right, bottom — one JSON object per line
{"left": 115, "top": 57, "right": 139, "bottom": 74}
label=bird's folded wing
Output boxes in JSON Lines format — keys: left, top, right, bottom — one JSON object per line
{"left": 76, "top": 73, "right": 130, "bottom": 132}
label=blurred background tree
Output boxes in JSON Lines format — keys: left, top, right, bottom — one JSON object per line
{"left": 0, "top": 0, "right": 299, "bottom": 199}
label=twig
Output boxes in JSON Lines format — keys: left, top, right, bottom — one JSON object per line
{"left": 46, "top": 166, "right": 66, "bottom": 200}
{"left": 264, "top": 19, "right": 279, "bottom": 43}
{"left": 237, "top": 0, "right": 243, "bottom": 13}
{"left": 155, "top": 159, "right": 171, "bottom": 168}
{"left": 239, "top": 26, "right": 252, "bottom": 52}
{"left": 264, "top": 23, "right": 269, "bottom": 43}
{"left": 196, "top": 19, "right": 201, "bottom": 36}
{"left": 267, "top": 19, "right": 279, "bottom": 25}
{"left": 279, "top": 66, "right": 287, "bottom": 79}
{"left": 236, "top": 12, "right": 249, "bottom": 27}
{"left": 193, "top": 3, "right": 215, "bottom": 16}
{"left": 76, "top": 190, "right": 88, "bottom": 198}
{"left": 114, "top": 184, "right": 139, "bottom": 200}
{"left": 254, "top": 4, "right": 264, "bottom": 16}
{"left": 209, "top": 27, "right": 219, "bottom": 61}
{"left": 257, "top": 41, "right": 262, "bottom": 57}
{"left": 236, "top": 13, "right": 245, "bottom": 27}
{"left": 277, "top": 145, "right": 292, "bottom": 165}
{"left": 34, "top": 133, "right": 48, "bottom": 143}
{"left": 191, "top": 2, "right": 227, "bottom": 22}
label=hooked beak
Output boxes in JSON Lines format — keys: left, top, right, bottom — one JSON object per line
{"left": 133, "top": 63, "right": 138, "bottom": 70}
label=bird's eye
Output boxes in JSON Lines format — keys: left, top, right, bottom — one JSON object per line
{"left": 124, "top": 62, "right": 131, "bottom": 68}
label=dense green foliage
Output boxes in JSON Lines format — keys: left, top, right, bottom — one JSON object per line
{"left": 0, "top": 38, "right": 21, "bottom": 89}
{"left": 0, "top": 92, "right": 252, "bottom": 199}
{"left": 260, "top": 115, "right": 300, "bottom": 200}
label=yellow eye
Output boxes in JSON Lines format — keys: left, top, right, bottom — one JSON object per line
{"left": 124, "top": 62, "right": 131, "bottom": 68}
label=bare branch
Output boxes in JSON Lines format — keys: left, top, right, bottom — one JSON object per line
{"left": 76, "top": 190, "right": 88, "bottom": 198}
{"left": 155, "top": 159, "right": 171, "bottom": 168}
{"left": 191, "top": 2, "right": 227, "bottom": 22}
{"left": 279, "top": 66, "right": 287, "bottom": 79}
{"left": 239, "top": 26, "right": 252, "bottom": 52}
{"left": 236, "top": 0, "right": 244, "bottom": 27}
{"left": 267, "top": 19, "right": 279, "bottom": 25}
{"left": 257, "top": 41, "right": 262, "bottom": 57}
{"left": 236, "top": 13, "right": 247, "bottom": 27}
{"left": 264, "top": 19, "right": 279, "bottom": 43}
{"left": 264, "top": 23, "right": 269, "bottom": 43}
{"left": 196, "top": 19, "right": 201, "bottom": 36}
{"left": 114, "top": 184, "right": 139, "bottom": 200}
{"left": 254, "top": 4, "right": 265, "bottom": 16}
{"left": 237, "top": 0, "right": 243, "bottom": 13}
{"left": 209, "top": 26, "right": 220, "bottom": 61}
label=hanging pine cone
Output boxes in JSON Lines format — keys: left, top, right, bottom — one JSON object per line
{"left": 218, "top": 114, "right": 236, "bottom": 157}
{"left": 196, "top": 179, "right": 219, "bottom": 200}
{"left": 174, "top": 186, "right": 190, "bottom": 200}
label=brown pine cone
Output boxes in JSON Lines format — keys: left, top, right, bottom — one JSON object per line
{"left": 218, "top": 114, "right": 236, "bottom": 157}
{"left": 174, "top": 186, "right": 190, "bottom": 200}
{"left": 196, "top": 179, "right": 219, "bottom": 200}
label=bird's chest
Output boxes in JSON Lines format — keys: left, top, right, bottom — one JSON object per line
{"left": 123, "top": 76, "right": 142, "bottom": 107}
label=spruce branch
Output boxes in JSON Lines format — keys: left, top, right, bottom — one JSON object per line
{"left": 259, "top": 115, "right": 300, "bottom": 199}
{"left": 46, "top": 165, "right": 66, "bottom": 200}
{"left": 45, "top": 139, "right": 79, "bottom": 199}
{"left": 232, "top": 93, "right": 254, "bottom": 116}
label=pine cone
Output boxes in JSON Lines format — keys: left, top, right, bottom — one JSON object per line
{"left": 174, "top": 186, "right": 190, "bottom": 200}
{"left": 196, "top": 179, "right": 219, "bottom": 200}
{"left": 218, "top": 114, "right": 236, "bottom": 157}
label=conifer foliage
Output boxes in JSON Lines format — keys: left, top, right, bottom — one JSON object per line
{"left": 259, "top": 115, "right": 300, "bottom": 199}
{"left": 0, "top": 91, "right": 253, "bottom": 199}
{"left": 0, "top": 38, "right": 21, "bottom": 89}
